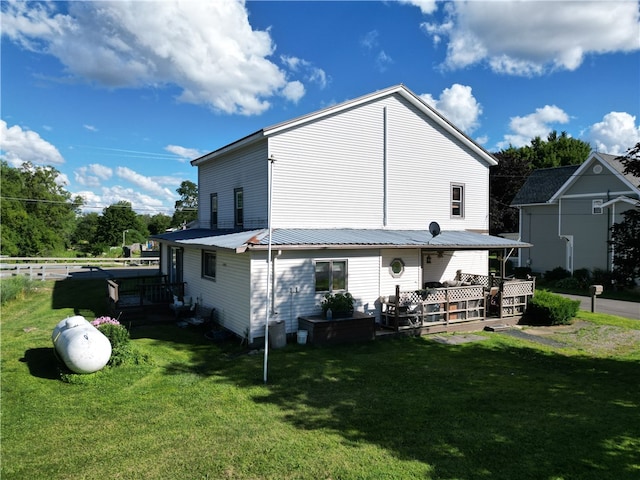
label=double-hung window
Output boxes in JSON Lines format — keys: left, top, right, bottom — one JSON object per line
{"left": 451, "top": 184, "right": 464, "bottom": 218}
{"left": 592, "top": 199, "right": 603, "bottom": 215}
{"left": 315, "top": 260, "right": 347, "bottom": 292}
{"left": 234, "top": 188, "right": 243, "bottom": 227}
{"left": 210, "top": 193, "right": 218, "bottom": 229}
{"left": 202, "top": 250, "right": 216, "bottom": 280}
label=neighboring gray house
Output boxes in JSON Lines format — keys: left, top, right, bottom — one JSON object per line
{"left": 154, "top": 85, "right": 529, "bottom": 344}
{"left": 511, "top": 152, "right": 640, "bottom": 275}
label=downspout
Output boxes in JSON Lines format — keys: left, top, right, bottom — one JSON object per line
{"left": 383, "top": 106, "right": 388, "bottom": 227}
{"left": 609, "top": 200, "right": 616, "bottom": 272}
{"left": 558, "top": 198, "right": 573, "bottom": 273}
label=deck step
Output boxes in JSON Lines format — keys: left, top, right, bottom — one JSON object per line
{"left": 483, "top": 324, "right": 513, "bottom": 332}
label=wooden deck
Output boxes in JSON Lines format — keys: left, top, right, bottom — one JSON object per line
{"left": 107, "top": 275, "right": 186, "bottom": 324}
{"left": 380, "top": 273, "right": 535, "bottom": 334}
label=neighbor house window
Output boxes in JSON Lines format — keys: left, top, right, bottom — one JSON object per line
{"left": 592, "top": 199, "right": 603, "bottom": 215}
{"left": 210, "top": 193, "right": 218, "bottom": 229}
{"left": 451, "top": 184, "right": 464, "bottom": 218}
{"left": 234, "top": 188, "right": 243, "bottom": 227}
{"left": 315, "top": 260, "right": 347, "bottom": 292}
{"left": 202, "top": 250, "right": 216, "bottom": 280}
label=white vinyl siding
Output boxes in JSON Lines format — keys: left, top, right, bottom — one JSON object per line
{"left": 253, "top": 249, "right": 382, "bottom": 335}
{"left": 181, "top": 247, "right": 251, "bottom": 339}
{"left": 198, "top": 142, "right": 268, "bottom": 229}
{"left": 267, "top": 94, "right": 489, "bottom": 231}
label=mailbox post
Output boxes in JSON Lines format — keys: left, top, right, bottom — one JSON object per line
{"left": 589, "top": 285, "right": 603, "bottom": 313}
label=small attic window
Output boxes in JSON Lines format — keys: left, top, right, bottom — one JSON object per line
{"left": 593, "top": 164, "right": 603, "bottom": 174}
{"left": 592, "top": 199, "right": 603, "bottom": 215}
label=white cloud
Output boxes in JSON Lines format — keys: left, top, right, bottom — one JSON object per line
{"left": 281, "top": 81, "right": 305, "bottom": 103}
{"left": 165, "top": 145, "right": 203, "bottom": 162}
{"left": 74, "top": 163, "right": 113, "bottom": 187}
{"left": 75, "top": 186, "right": 171, "bottom": 215}
{"left": 55, "top": 172, "right": 70, "bottom": 187}
{"left": 361, "top": 30, "right": 379, "bottom": 50}
{"left": 497, "top": 105, "right": 570, "bottom": 149}
{"left": 360, "top": 29, "right": 393, "bottom": 72}
{"left": 420, "top": 1, "right": 640, "bottom": 76}
{"left": 0, "top": 119, "right": 65, "bottom": 166}
{"left": 583, "top": 112, "right": 640, "bottom": 155}
{"left": 280, "top": 55, "right": 329, "bottom": 89}
{"left": 116, "top": 166, "right": 176, "bottom": 201}
{"left": 420, "top": 83, "right": 483, "bottom": 133}
{"left": 398, "top": 0, "right": 438, "bottom": 15}
{"left": 1, "top": 0, "right": 307, "bottom": 115}
{"left": 83, "top": 124, "right": 97, "bottom": 132}
{"left": 376, "top": 51, "right": 394, "bottom": 72}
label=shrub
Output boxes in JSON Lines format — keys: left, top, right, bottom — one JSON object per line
{"left": 321, "top": 292, "right": 354, "bottom": 318}
{"left": 555, "top": 277, "right": 582, "bottom": 290}
{"left": 544, "top": 267, "right": 571, "bottom": 283}
{"left": 573, "top": 268, "right": 591, "bottom": 288}
{"left": 93, "top": 318, "right": 131, "bottom": 366}
{"left": 525, "top": 290, "right": 580, "bottom": 326}
{"left": 1, "top": 277, "right": 36, "bottom": 305}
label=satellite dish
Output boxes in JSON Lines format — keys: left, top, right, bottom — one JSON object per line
{"left": 429, "top": 221, "right": 441, "bottom": 238}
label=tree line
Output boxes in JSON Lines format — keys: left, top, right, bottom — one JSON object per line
{"left": 0, "top": 160, "right": 197, "bottom": 257}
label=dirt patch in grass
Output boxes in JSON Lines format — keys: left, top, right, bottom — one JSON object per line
{"left": 520, "top": 321, "right": 640, "bottom": 357}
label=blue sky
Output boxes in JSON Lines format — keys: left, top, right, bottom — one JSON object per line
{"left": 2, "top": 0, "right": 639, "bottom": 215}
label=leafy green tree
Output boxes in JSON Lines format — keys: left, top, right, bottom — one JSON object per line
{"left": 490, "top": 131, "right": 591, "bottom": 234}
{"left": 95, "top": 201, "right": 145, "bottom": 247}
{"left": 172, "top": 180, "right": 198, "bottom": 227}
{"left": 71, "top": 212, "right": 100, "bottom": 254}
{"left": 490, "top": 148, "right": 532, "bottom": 234}
{"left": 145, "top": 213, "right": 172, "bottom": 235}
{"left": 609, "top": 142, "right": 640, "bottom": 286}
{"left": 1, "top": 161, "right": 82, "bottom": 256}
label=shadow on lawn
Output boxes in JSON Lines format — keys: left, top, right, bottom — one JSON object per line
{"left": 51, "top": 278, "right": 108, "bottom": 319}
{"left": 149, "top": 327, "right": 640, "bottom": 480}
{"left": 20, "top": 347, "right": 59, "bottom": 380}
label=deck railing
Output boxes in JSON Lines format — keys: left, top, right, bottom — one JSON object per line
{"left": 381, "top": 273, "right": 535, "bottom": 332}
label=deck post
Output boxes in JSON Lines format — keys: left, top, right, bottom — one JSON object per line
{"left": 394, "top": 285, "right": 400, "bottom": 332}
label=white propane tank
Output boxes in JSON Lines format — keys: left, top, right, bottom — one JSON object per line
{"left": 52, "top": 316, "right": 112, "bottom": 374}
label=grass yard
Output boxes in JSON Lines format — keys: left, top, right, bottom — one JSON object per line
{"left": 2, "top": 279, "right": 640, "bottom": 479}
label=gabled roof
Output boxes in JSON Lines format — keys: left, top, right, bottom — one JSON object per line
{"left": 510, "top": 165, "right": 579, "bottom": 206}
{"left": 548, "top": 152, "right": 640, "bottom": 202}
{"left": 153, "top": 228, "right": 531, "bottom": 253}
{"left": 191, "top": 84, "right": 497, "bottom": 167}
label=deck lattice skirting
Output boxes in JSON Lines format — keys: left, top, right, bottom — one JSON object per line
{"left": 380, "top": 273, "right": 535, "bottom": 332}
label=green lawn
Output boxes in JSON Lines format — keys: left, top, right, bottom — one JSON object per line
{"left": 2, "top": 279, "right": 639, "bottom": 479}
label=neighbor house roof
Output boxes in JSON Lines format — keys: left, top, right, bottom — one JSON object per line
{"left": 510, "top": 165, "right": 579, "bottom": 206}
{"left": 153, "top": 228, "right": 531, "bottom": 253}
{"left": 190, "top": 84, "right": 498, "bottom": 168}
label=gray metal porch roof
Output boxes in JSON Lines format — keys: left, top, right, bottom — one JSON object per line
{"left": 153, "top": 228, "right": 531, "bottom": 252}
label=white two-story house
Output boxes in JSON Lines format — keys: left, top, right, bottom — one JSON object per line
{"left": 154, "top": 84, "right": 529, "bottom": 344}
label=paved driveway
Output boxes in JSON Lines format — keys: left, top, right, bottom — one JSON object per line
{"left": 560, "top": 294, "right": 640, "bottom": 320}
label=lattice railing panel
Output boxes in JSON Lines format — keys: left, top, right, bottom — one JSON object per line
{"left": 503, "top": 281, "right": 534, "bottom": 297}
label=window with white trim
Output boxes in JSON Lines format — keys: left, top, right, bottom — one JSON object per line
{"left": 451, "top": 184, "right": 464, "bottom": 218}
{"left": 315, "top": 260, "right": 347, "bottom": 292}
{"left": 202, "top": 250, "right": 216, "bottom": 280}
{"left": 234, "top": 188, "right": 243, "bottom": 227}
{"left": 592, "top": 199, "right": 603, "bottom": 215}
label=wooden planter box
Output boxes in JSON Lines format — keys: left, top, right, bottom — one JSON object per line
{"left": 298, "top": 312, "right": 375, "bottom": 345}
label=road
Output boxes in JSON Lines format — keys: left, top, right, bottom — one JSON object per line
{"left": 560, "top": 294, "right": 640, "bottom": 320}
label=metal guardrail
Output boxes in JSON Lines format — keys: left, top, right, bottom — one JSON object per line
{"left": 0, "top": 257, "right": 159, "bottom": 280}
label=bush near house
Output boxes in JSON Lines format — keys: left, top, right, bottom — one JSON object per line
{"left": 525, "top": 290, "right": 580, "bottom": 325}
